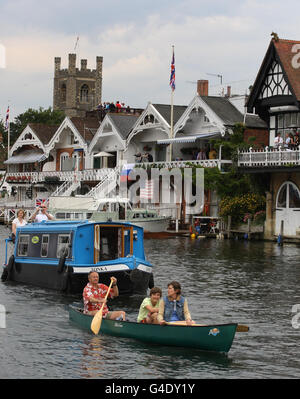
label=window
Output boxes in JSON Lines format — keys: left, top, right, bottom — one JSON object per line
{"left": 259, "top": 60, "right": 292, "bottom": 99}
{"left": 18, "top": 235, "right": 29, "bottom": 256}
{"left": 275, "top": 113, "right": 300, "bottom": 142}
{"left": 61, "top": 84, "right": 66, "bottom": 102}
{"left": 277, "top": 185, "right": 287, "bottom": 208}
{"left": 80, "top": 84, "right": 89, "bottom": 102}
{"left": 57, "top": 234, "right": 71, "bottom": 258}
{"left": 41, "top": 235, "right": 49, "bottom": 257}
{"left": 289, "top": 184, "right": 300, "bottom": 208}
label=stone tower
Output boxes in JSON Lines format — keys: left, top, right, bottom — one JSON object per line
{"left": 53, "top": 54, "right": 103, "bottom": 117}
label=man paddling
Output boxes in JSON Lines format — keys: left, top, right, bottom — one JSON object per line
{"left": 83, "top": 272, "right": 126, "bottom": 321}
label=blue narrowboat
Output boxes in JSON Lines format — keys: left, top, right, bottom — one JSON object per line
{"left": 1, "top": 220, "right": 154, "bottom": 295}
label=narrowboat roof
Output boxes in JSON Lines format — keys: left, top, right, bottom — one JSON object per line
{"left": 17, "top": 220, "right": 144, "bottom": 233}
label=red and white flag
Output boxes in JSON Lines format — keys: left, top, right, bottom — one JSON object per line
{"left": 5, "top": 106, "right": 9, "bottom": 130}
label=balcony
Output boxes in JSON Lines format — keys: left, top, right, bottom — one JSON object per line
{"left": 5, "top": 168, "right": 112, "bottom": 184}
{"left": 238, "top": 147, "right": 300, "bottom": 169}
{"left": 136, "top": 159, "right": 232, "bottom": 170}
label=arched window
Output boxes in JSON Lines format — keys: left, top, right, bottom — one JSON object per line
{"left": 276, "top": 181, "right": 300, "bottom": 208}
{"left": 80, "top": 84, "right": 89, "bottom": 103}
{"left": 61, "top": 84, "right": 66, "bottom": 102}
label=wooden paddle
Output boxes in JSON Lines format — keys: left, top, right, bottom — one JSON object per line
{"left": 167, "top": 321, "right": 249, "bottom": 332}
{"left": 91, "top": 279, "right": 114, "bottom": 335}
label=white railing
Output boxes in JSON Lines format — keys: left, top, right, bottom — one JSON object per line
{"left": 4, "top": 168, "right": 113, "bottom": 183}
{"left": 50, "top": 180, "right": 81, "bottom": 197}
{"left": 238, "top": 147, "right": 300, "bottom": 167}
{"left": 86, "top": 167, "right": 120, "bottom": 199}
{"left": 136, "top": 159, "right": 232, "bottom": 170}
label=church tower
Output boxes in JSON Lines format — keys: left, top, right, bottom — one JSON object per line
{"left": 53, "top": 54, "right": 103, "bottom": 117}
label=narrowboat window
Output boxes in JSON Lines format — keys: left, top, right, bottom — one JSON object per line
{"left": 56, "top": 212, "right": 65, "bottom": 219}
{"left": 57, "top": 234, "right": 71, "bottom": 258}
{"left": 18, "top": 235, "right": 29, "bottom": 256}
{"left": 41, "top": 235, "right": 49, "bottom": 257}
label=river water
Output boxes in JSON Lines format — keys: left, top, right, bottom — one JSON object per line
{"left": 0, "top": 224, "right": 300, "bottom": 379}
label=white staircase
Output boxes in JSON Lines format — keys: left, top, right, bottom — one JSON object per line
{"left": 51, "top": 180, "right": 81, "bottom": 197}
{"left": 85, "top": 167, "right": 120, "bottom": 199}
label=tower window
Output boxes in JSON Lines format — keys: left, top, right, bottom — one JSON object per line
{"left": 80, "top": 84, "right": 89, "bottom": 103}
{"left": 61, "top": 84, "right": 66, "bottom": 102}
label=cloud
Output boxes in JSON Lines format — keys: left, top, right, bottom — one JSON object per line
{"left": 1, "top": 0, "right": 300, "bottom": 120}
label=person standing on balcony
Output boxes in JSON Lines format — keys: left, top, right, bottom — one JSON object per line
{"left": 294, "top": 131, "right": 299, "bottom": 148}
{"left": 30, "top": 203, "right": 54, "bottom": 223}
{"left": 274, "top": 132, "right": 283, "bottom": 149}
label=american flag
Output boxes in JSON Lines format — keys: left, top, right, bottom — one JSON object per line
{"left": 140, "top": 180, "right": 154, "bottom": 200}
{"left": 169, "top": 47, "right": 175, "bottom": 91}
{"left": 5, "top": 106, "right": 9, "bottom": 130}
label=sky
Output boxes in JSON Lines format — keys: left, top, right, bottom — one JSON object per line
{"left": 0, "top": 0, "right": 300, "bottom": 121}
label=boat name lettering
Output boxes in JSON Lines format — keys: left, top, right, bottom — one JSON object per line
{"left": 91, "top": 266, "right": 108, "bottom": 272}
{"left": 113, "top": 322, "right": 123, "bottom": 328}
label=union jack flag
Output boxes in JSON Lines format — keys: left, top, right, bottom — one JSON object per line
{"left": 169, "top": 47, "right": 175, "bottom": 91}
{"left": 5, "top": 106, "right": 9, "bottom": 130}
{"left": 35, "top": 198, "right": 49, "bottom": 207}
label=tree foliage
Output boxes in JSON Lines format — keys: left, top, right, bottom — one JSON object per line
{"left": 4, "top": 107, "right": 64, "bottom": 147}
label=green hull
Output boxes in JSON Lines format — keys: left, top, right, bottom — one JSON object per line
{"left": 69, "top": 306, "right": 237, "bottom": 353}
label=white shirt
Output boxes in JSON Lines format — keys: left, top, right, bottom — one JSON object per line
{"left": 12, "top": 218, "right": 27, "bottom": 229}
{"left": 274, "top": 136, "right": 283, "bottom": 147}
{"left": 35, "top": 213, "right": 53, "bottom": 223}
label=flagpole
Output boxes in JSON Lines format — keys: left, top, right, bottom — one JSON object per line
{"left": 5, "top": 104, "right": 10, "bottom": 160}
{"left": 7, "top": 121, "right": 10, "bottom": 160}
{"left": 169, "top": 45, "right": 175, "bottom": 162}
{"left": 169, "top": 88, "right": 174, "bottom": 162}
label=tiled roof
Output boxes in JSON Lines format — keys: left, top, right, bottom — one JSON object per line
{"left": 28, "top": 124, "right": 59, "bottom": 145}
{"left": 70, "top": 117, "right": 100, "bottom": 143}
{"left": 108, "top": 114, "right": 139, "bottom": 139}
{"left": 201, "top": 96, "right": 244, "bottom": 126}
{"left": 273, "top": 38, "right": 300, "bottom": 101}
{"left": 152, "top": 104, "right": 187, "bottom": 125}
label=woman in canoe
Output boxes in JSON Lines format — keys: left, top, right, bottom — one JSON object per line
{"left": 158, "top": 281, "right": 194, "bottom": 326}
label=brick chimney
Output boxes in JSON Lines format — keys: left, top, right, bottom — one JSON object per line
{"left": 226, "top": 85, "right": 231, "bottom": 98}
{"left": 197, "top": 80, "right": 209, "bottom": 96}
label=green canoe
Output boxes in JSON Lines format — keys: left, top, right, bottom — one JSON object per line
{"left": 69, "top": 305, "right": 237, "bottom": 353}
